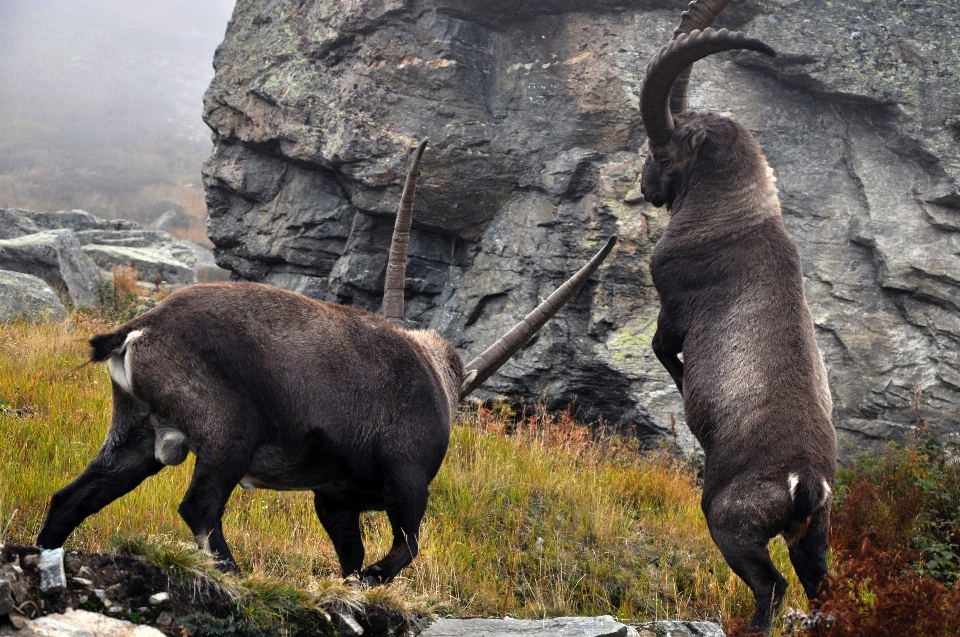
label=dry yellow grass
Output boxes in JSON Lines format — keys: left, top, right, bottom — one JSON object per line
{"left": 0, "top": 315, "right": 808, "bottom": 628}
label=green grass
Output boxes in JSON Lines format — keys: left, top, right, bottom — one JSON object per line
{"left": 0, "top": 315, "right": 810, "bottom": 629}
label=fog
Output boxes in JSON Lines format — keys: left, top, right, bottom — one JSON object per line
{"left": 0, "top": 0, "right": 235, "bottom": 242}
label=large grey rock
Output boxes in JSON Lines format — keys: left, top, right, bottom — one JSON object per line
{"left": 0, "top": 230, "right": 103, "bottom": 307}
{"left": 0, "top": 208, "right": 224, "bottom": 286}
{"left": 0, "top": 270, "right": 68, "bottom": 323}
{"left": 421, "top": 616, "right": 636, "bottom": 637}
{"left": 24, "top": 209, "right": 141, "bottom": 233}
{"left": 202, "top": 0, "right": 960, "bottom": 453}
{"left": 0, "top": 208, "right": 42, "bottom": 239}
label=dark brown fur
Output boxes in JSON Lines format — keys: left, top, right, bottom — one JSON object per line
{"left": 642, "top": 112, "right": 837, "bottom": 631}
{"left": 38, "top": 282, "right": 462, "bottom": 583}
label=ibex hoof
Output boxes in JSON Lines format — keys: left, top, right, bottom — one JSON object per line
{"left": 358, "top": 564, "right": 390, "bottom": 587}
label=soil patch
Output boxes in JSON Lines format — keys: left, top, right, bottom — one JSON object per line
{"left": 0, "top": 544, "right": 420, "bottom": 637}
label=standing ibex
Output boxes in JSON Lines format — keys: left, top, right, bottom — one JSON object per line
{"left": 639, "top": 1, "right": 836, "bottom": 632}
{"left": 38, "top": 139, "right": 616, "bottom": 584}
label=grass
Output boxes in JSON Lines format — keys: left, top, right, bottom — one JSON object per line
{"left": 1, "top": 314, "right": 807, "bottom": 630}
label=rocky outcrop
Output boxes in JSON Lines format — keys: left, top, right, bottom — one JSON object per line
{"left": 202, "top": 0, "right": 960, "bottom": 453}
{"left": 0, "top": 209, "right": 225, "bottom": 287}
{"left": 0, "top": 230, "right": 103, "bottom": 307}
{"left": 0, "top": 270, "right": 68, "bottom": 323}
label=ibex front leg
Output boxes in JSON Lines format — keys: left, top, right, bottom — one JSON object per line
{"left": 652, "top": 309, "right": 685, "bottom": 396}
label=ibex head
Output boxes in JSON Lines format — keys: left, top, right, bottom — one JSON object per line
{"left": 639, "top": 21, "right": 775, "bottom": 210}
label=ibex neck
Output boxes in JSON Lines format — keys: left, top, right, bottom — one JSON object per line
{"left": 672, "top": 156, "right": 781, "bottom": 235}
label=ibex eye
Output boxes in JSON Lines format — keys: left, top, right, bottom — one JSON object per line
{"left": 659, "top": 158, "right": 672, "bottom": 168}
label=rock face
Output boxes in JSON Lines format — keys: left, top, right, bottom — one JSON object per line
{"left": 202, "top": 0, "right": 960, "bottom": 453}
{"left": 0, "top": 270, "right": 68, "bottom": 323}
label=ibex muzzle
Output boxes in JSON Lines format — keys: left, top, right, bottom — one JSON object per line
{"left": 37, "top": 139, "right": 616, "bottom": 584}
{"left": 639, "top": 2, "right": 837, "bottom": 632}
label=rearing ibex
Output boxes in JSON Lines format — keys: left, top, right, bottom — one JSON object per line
{"left": 38, "top": 139, "right": 616, "bottom": 584}
{"left": 639, "top": 1, "right": 837, "bottom": 632}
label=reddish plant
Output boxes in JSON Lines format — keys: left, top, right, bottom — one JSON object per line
{"left": 729, "top": 441, "right": 960, "bottom": 636}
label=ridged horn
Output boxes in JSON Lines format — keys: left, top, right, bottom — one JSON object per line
{"left": 459, "top": 235, "right": 617, "bottom": 400}
{"left": 641, "top": 28, "right": 776, "bottom": 147}
{"left": 382, "top": 138, "right": 428, "bottom": 327}
{"left": 669, "top": 0, "right": 732, "bottom": 114}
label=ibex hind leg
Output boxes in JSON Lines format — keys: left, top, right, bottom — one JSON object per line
{"left": 313, "top": 494, "right": 364, "bottom": 578}
{"left": 176, "top": 403, "right": 259, "bottom": 572}
{"left": 38, "top": 385, "right": 163, "bottom": 548}
{"left": 787, "top": 508, "right": 830, "bottom": 602}
{"left": 361, "top": 470, "right": 429, "bottom": 585}
{"left": 706, "top": 500, "right": 788, "bottom": 634}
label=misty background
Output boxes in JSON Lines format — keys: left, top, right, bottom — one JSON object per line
{"left": 0, "top": 0, "right": 236, "bottom": 245}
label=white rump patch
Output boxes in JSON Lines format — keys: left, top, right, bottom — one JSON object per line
{"left": 788, "top": 473, "right": 799, "bottom": 500}
{"left": 108, "top": 329, "right": 144, "bottom": 394}
{"left": 124, "top": 329, "right": 144, "bottom": 347}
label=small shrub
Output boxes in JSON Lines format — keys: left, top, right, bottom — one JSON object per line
{"left": 111, "top": 263, "right": 140, "bottom": 296}
{"left": 808, "top": 438, "right": 960, "bottom": 636}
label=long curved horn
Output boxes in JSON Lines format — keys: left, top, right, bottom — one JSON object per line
{"left": 640, "top": 28, "right": 776, "bottom": 147}
{"left": 382, "top": 138, "right": 428, "bottom": 327}
{"left": 669, "top": 0, "right": 732, "bottom": 114}
{"left": 459, "top": 235, "right": 617, "bottom": 399}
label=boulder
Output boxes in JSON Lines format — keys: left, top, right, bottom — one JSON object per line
{"left": 420, "top": 616, "right": 725, "bottom": 637}
{"left": 0, "top": 208, "right": 42, "bottom": 240}
{"left": 24, "top": 208, "right": 141, "bottom": 233}
{"left": 0, "top": 208, "right": 226, "bottom": 286}
{"left": 0, "top": 230, "right": 103, "bottom": 307}
{"left": 421, "top": 616, "right": 636, "bottom": 637}
{"left": 0, "top": 270, "right": 68, "bottom": 323}
{"left": 201, "top": 0, "right": 960, "bottom": 453}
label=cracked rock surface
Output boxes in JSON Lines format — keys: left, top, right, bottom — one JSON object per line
{"left": 202, "top": 0, "right": 960, "bottom": 454}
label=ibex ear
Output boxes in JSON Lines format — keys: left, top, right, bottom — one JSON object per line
{"left": 687, "top": 126, "right": 707, "bottom": 152}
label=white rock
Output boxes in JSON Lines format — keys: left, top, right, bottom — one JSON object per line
{"left": 18, "top": 608, "right": 165, "bottom": 636}
{"left": 331, "top": 611, "right": 365, "bottom": 636}
{"left": 147, "top": 592, "right": 169, "bottom": 605}
{"left": 39, "top": 548, "right": 66, "bottom": 594}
